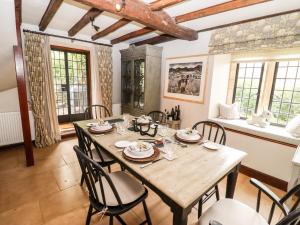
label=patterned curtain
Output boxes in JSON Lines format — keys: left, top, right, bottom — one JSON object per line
{"left": 209, "top": 12, "right": 300, "bottom": 54}
{"left": 95, "top": 45, "right": 113, "bottom": 114}
{"left": 24, "top": 33, "right": 61, "bottom": 148}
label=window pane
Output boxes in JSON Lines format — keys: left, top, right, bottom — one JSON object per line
{"left": 233, "top": 62, "right": 264, "bottom": 118}
{"left": 269, "top": 61, "right": 300, "bottom": 126}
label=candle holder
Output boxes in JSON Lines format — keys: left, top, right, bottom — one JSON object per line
{"left": 139, "top": 123, "right": 158, "bottom": 137}
{"left": 132, "top": 118, "right": 158, "bottom": 137}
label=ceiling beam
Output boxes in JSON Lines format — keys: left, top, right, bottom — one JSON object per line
{"left": 68, "top": 8, "right": 103, "bottom": 37}
{"left": 39, "top": 0, "right": 63, "bottom": 31}
{"left": 133, "top": 8, "right": 300, "bottom": 46}
{"left": 91, "top": 0, "right": 185, "bottom": 41}
{"left": 92, "top": 18, "right": 131, "bottom": 40}
{"left": 175, "top": 0, "right": 271, "bottom": 23}
{"left": 73, "top": 0, "right": 197, "bottom": 41}
{"left": 117, "top": 0, "right": 270, "bottom": 44}
{"left": 149, "top": 0, "right": 185, "bottom": 11}
{"left": 111, "top": 27, "right": 154, "bottom": 45}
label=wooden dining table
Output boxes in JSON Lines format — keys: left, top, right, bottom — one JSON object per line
{"left": 76, "top": 117, "right": 247, "bottom": 225}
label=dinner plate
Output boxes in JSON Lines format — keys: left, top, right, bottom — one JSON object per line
{"left": 123, "top": 148, "right": 154, "bottom": 159}
{"left": 203, "top": 142, "right": 219, "bottom": 150}
{"left": 115, "top": 140, "right": 132, "bottom": 148}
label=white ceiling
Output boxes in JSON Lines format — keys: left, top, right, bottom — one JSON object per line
{"left": 22, "top": 0, "right": 300, "bottom": 45}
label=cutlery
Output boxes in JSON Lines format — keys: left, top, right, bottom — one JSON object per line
{"left": 140, "top": 158, "right": 163, "bottom": 168}
{"left": 138, "top": 138, "right": 156, "bottom": 141}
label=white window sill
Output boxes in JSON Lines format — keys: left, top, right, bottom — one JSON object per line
{"left": 209, "top": 118, "right": 300, "bottom": 146}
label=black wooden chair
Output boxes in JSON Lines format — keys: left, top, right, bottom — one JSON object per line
{"left": 192, "top": 120, "right": 226, "bottom": 217}
{"left": 73, "top": 145, "right": 152, "bottom": 225}
{"left": 73, "top": 123, "right": 116, "bottom": 186}
{"left": 194, "top": 178, "right": 300, "bottom": 225}
{"left": 147, "top": 111, "right": 167, "bottom": 124}
{"left": 84, "top": 104, "right": 111, "bottom": 120}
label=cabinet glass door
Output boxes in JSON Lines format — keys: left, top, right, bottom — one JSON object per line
{"left": 133, "top": 59, "right": 145, "bottom": 109}
{"left": 121, "top": 61, "right": 133, "bottom": 105}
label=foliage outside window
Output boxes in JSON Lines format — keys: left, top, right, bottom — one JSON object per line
{"left": 231, "top": 59, "right": 300, "bottom": 126}
{"left": 232, "top": 62, "right": 264, "bottom": 118}
{"left": 269, "top": 61, "right": 300, "bottom": 126}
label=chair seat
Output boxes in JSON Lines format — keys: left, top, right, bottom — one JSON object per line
{"left": 194, "top": 199, "right": 268, "bottom": 225}
{"left": 91, "top": 148, "right": 114, "bottom": 163}
{"left": 96, "top": 171, "right": 145, "bottom": 207}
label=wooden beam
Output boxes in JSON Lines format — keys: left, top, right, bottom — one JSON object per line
{"left": 175, "top": 0, "right": 271, "bottom": 23}
{"left": 68, "top": 8, "right": 103, "bottom": 37}
{"left": 149, "top": 0, "right": 185, "bottom": 11}
{"left": 92, "top": 0, "right": 184, "bottom": 41}
{"left": 73, "top": 0, "right": 197, "bottom": 41}
{"left": 133, "top": 34, "right": 175, "bottom": 46}
{"left": 111, "top": 27, "right": 155, "bottom": 45}
{"left": 133, "top": 8, "right": 300, "bottom": 46}
{"left": 39, "top": 0, "right": 63, "bottom": 31}
{"left": 92, "top": 18, "right": 130, "bottom": 40}
{"left": 14, "top": 0, "right": 34, "bottom": 166}
{"left": 115, "top": 0, "right": 270, "bottom": 44}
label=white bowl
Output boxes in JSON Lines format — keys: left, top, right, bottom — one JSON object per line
{"left": 126, "top": 142, "right": 154, "bottom": 157}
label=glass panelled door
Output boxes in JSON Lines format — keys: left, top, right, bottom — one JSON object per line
{"left": 51, "top": 47, "right": 90, "bottom": 123}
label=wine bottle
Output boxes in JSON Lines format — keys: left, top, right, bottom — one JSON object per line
{"left": 177, "top": 105, "right": 181, "bottom": 120}
{"left": 171, "top": 108, "right": 175, "bottom": 120}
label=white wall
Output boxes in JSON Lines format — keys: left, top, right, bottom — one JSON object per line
{"left": 0, "top": 88, "right": 20, "bottom": 113}
{"left": 0, "top": 0, "right": 18, "bottom": 92}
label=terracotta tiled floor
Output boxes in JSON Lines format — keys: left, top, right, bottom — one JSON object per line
{"left": 0, "top": 138, "right": 286, "bottom": 225}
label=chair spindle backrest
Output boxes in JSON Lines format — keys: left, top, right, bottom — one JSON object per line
{"left": 84, "top": 105, "right": 111, "bottom": 120}
{"left": 192, "top": 121, "right": 226, "bottom": 145}
{"left": 147, "top": 111, "right": 167, "bottom": 124}
{"left": 73, "top": 145, "right": 123, "bottom": 207}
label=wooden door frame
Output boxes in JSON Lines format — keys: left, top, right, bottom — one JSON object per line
{"left": 50, "top": 45, "right": 92, "bottom": 123}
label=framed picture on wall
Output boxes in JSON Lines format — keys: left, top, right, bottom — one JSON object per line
{"left": 163, "top": 55, "right": 208, "bottom": 103}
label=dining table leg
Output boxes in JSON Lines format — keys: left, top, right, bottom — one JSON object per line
{"left": 172, "top": 207, "right": 189, "bottom": 225}
{"left": 226, "top": 163, "right": 241, "bottom": 198}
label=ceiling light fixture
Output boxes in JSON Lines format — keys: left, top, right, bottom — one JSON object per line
{"left": 90, "top": 17, "right": 100, "bottom": 32}
{"left": 115, "top": 0, "right": 125, "bottom": 12}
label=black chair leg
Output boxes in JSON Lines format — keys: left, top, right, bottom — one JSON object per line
{"left": 108, "top": 165, "right": 111, "bottom": 173}
{"left": 116, "top": 215, "right": 126, "bottom": 225}
{"left": 86, "top": 204, "right": 93, "bottom": 225}
{"left": 142, "top": 200, "right": 152, "bottom": 225}
{"left": 215, "top": 185, "right": 220, "bottom": 201}
{"left": 109, "top": 216, "right": 114, "bottom": 225}
{"left": 198, "top": 200, "right": 203, "bottom": 218}
{"left": 80, "top": 173, "right": 84, "bottom": 186}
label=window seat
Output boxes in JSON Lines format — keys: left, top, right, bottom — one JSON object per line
{"left": 209, "top": 118, "right": 300, "bottom": 147}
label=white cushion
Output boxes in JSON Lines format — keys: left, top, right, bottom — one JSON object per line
{"left": 219, "top": 103, "right": 240, "bottom": 120}
{"left": 286, "top": 115, "right": 300, "bottom": 138}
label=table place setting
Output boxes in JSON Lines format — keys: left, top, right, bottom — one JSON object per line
{"left": 87, "top": 120, "right": 114, "bottom": 134}
{"left": 175, "top": 128, "right": 202, "bottom": 143}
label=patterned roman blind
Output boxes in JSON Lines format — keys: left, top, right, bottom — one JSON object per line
{"left": 209, "top": 12, "right": 300, "bottom": 54}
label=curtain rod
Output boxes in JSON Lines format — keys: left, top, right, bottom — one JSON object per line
{"left": 23, "top": 29, "right": 112, "bottom": 47}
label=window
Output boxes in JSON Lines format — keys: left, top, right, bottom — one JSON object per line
{"left": 51, "top": 46, "right": 90, "bottom": 123}
{"left": 232, "top": 62, "right": 264, "bottom": 118}
{"left": 230, "top": 58, "right": 300, "bottom": 126}
{"left": 269, "top": 61, "right": 300, "bottom": 125}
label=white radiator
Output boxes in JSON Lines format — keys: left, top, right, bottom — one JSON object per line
{"left": 0, "top": 111, "right": 35, "bottom": 146}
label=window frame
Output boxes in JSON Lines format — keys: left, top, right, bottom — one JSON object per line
{"left": 229, "top": 58, "right": 300, "bottom": 127}
{"left": 268, "top": 61, "right": 300, "bottom": 126}
{"left": 232, "top": 62, "right": 265, "bottom": 119}
{"left": 50, "top": 45, "right": 91, "bottom": 123}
